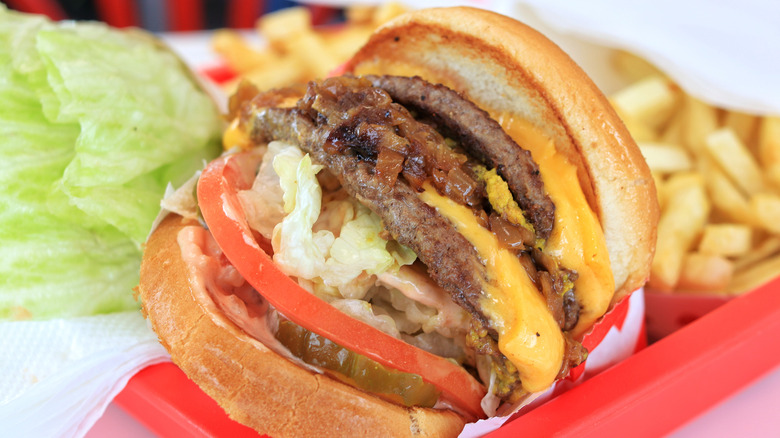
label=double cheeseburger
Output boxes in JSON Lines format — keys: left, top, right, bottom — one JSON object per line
{"left": 138, "top": 7, "right": 658, "bottom": 437}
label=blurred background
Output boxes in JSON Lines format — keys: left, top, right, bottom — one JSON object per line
{"left": 0, "top": 0, "right": 344, "bottom": 30}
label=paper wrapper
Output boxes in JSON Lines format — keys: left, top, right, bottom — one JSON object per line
{"left": 0, "top": 312, "right": 169, "bottom": 437}
{"left": 460, "top": 288, "right": 645, "bottom": 437}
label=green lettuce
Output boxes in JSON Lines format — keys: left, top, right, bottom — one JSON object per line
{"left": 270, "top": 144, "right": 416, "bottom": 301}
{"left": 0, "top": 7, "right": 222, "bottom": 319}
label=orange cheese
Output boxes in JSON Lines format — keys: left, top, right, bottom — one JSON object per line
{"left": 419, "top": 115, "right": 613, "bottom": 392}
{"left": 223, "top": 118, "right": 251, "bottom": 150}
{"left": 495, "top": 114, "right": 614, "bottom": 339}
{"left": 419, "top": 187, "right": 564, "bottom": 392}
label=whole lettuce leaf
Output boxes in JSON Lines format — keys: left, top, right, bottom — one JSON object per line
{"left": 0, "top": 7, "right": 222, "bottom": 319}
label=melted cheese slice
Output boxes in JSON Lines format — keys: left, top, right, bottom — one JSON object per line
{"left": 419, "top": 188, "right": 564, "bottom": 393}
{"left": 352, "top": 64, "right": 614, "bottom": 337}
{"left": 419, "top": 114, "right": 614, "bottom": 392}
{"left": 495, "top": 115, "right": 614, "bottom": 339}
{"left": 224, "top": 118, "right": 251, "bottom": 150}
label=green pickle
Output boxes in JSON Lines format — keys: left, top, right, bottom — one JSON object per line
{"left": 276, "top": 321, "right": 440, "bottom": 407}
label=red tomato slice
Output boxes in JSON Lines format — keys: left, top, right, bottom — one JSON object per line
{"left": 197, "top": 151, "right": 487, "bottom": 420}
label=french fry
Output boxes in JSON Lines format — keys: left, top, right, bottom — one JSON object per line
{"left": 321, "top": 26, "right": 374, "bottom": 60}
{"left": 703, "top": 168, "right": 753, "bottom": 225}
{"left": 345, "top": 1, "right": 407, "bottom": 26}
{"left": 728, "top": 253, "right": 780, "bottom": 294}
{"left": 698, "top": 224, "right": 752, "bottom": 257}
{"left": 734, "top": 237, "right": 780, "bottom": 271}
{"left": 759, "top": 116, "right": 780, "bottom": 189}
{"left": 758, "top": 116, "right": 780, "bottom": 163}
{"left": 257, "top": 7, "right": 313, "bottom": 52}
{"left": 680, "top": 95, "right": 718, "bottom": 155}
{"left": 649, "top": 172, "right": 710, "bottom": 291}
{"left": 211, "top": 30, "right": 271, "bottom": 73}
{"left": 676, "top": 252, "right": 734, "bottom": 294}
{"left": 750, "top": 193, "right": 780, "bottom": 234}
{"left": 765, "top": 164, "right": 780, "bottom": 192}
{"left": 287, "top": 32, "right": 336, "bottom": 79}
{"left": 660, "top": 108, "right": 684, "bottom": 144}
{"left": 610, "top": 75, "right": 679, "bottom": 130}
{"left": 223, "top": 56, "right": 303, "bottom": 93}
{"left": 705, "top": 128, "right": 765, "bottom": 195}
{"left": 723, "top": 110, "right": 759, "bottom": 152}
{"left": 345, "top": 4, "right": 376, "bottom": 24}
{"left": 638, "top": 142, "right": 692, "bottom": 173}
{"left": 612, "top": 50, "right": 663, "bottom": 82}
{"left": 612, "top": 107, "right": 657, "bottom": 142}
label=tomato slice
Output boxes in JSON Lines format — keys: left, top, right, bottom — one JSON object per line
{"left": 197, "top": 151, "right": 487, "bottom": 420}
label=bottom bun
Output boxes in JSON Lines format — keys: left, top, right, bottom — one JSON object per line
{"left": 138, "top": 214, "right": 467, "bottom": 437}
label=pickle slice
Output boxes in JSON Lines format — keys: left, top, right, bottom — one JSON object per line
{"left": 276, "top": 320, "right": 440, "bottom": 408}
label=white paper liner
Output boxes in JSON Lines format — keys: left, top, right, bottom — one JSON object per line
{"left": 509, "top": 0, "right": 780, "bottom": 115}
{"left": 0, "top": 312, "right": 169, "bottom": 438}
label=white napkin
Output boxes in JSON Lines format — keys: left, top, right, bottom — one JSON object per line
{"left": 0, "top": 311, "right": 169, "bottom": 438}
{"left": 502, "top": 0, "right": 780, "bottom": 114}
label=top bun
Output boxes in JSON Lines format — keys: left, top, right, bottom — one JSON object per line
{"left": 346, "top": 6, "right": 658, "bottom": 303}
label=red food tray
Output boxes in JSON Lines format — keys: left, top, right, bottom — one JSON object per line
{"left": 114, "top": 276, "right": 780, "bottom": 437}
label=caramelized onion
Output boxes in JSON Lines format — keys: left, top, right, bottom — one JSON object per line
{"left": 439, "top": 167, "right": 482, "bottom": 207}
{"left": 559, "top": 333, "right": 589, "bottom": 379}
{"left": 489, "top": 213, "right": 534, "bottom": 250}
{"left": 517, "top": 253, "right": 538, "bottom": 283}
{"left": 376, "top": 148, "right": 405, "bottom": 187}
{"left": 300, "top": 76, "right": 474, "bottom": 198}
{"left": 539, "top": 271, "right": 565, "bottom": 328}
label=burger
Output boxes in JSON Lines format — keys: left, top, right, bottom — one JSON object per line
{"left": 137, "top": 7, "right": 658, "bottom": 437}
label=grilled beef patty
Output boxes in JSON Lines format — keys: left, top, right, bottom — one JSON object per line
{"left": 363, "top": 75, "right": 555, "bottom": 239}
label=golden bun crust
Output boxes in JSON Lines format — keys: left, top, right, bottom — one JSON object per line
{"left": 138, "top": 214, "right": 465, "bottom": 438}
{"left": 346, "top": 6, "right": 658, "bottom": 303}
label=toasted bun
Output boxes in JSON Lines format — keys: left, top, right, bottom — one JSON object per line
{"left": 138, "top": 214, "right": 465, "bottom": 437}
{"left": 346, "top": 7, "right": 658, "bottom": 302}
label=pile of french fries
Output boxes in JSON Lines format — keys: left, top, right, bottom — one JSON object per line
{"left": 211, "top": 3, "right": 408, "bottom": 93}
{"left": 610, "top": 51, "right": 780, "bottom": 295}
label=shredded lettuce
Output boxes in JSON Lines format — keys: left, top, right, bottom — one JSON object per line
{"left": 267, "top": 144, "right": 416, "bottom": 301}
{"left": 238, "top": 141, "right": 287, "bottom": 239}
{"left": 0, "top": 7, "right": 222, "bottom": 320}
